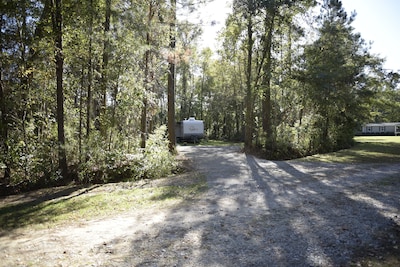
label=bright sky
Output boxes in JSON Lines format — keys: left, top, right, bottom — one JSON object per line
{"left": 198, "top": 0, "right": 400, "bottom": 72}
{"left": 341, "top": 0, "right": 400, "bottom": 72}
{"left": 192, "top": 1, "right": 232, "bottom": 49}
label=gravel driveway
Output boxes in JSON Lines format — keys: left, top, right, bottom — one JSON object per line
{"left": 174, "top": 145, "right": 400, "bottom": 266}
{"left": 1, "top": 145, "right": 400, "bottom": 266}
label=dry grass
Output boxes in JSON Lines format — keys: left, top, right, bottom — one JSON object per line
{"left": 0, "top": 173, "right": 207, "bottom": 231}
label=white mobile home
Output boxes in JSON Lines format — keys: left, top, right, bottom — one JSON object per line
{"left": 361, "top": 122, "right": 400, "bottom": 136}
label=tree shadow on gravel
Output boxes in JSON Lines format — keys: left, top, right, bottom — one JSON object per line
{"left": 255, "top": 159, "right": 400, "bottom": 266}
{"left": 103, "top": 146, "right": 400, "bottom": 266}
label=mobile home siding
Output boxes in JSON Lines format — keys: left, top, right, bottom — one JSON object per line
{"left": 361, "top": 123, "right": 400, "bottom": 136}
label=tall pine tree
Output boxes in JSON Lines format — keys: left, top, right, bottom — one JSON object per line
{"left": 301, "top": 0, "right": 379, "bottom": 152}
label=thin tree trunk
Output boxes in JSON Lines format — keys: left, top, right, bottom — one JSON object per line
{"left": 322, "top": 115, "right": 330, "bottom": 151}
{"left": 188, "top": 71, "right": 194, "bottom": 117}
{"left": 20, "top": 0, "right": 30, "bottom": 180}
{"left": 244, "top": 14, "right": 254, "bottom": 150}
{"left": 140, "top": 97, "right": 147, "bottom": 148}
{"left": 86, "top": 0, "right": 93, "bottom": 138}
{"left": 261, "top": 12, "right": 276, "bottom": 152}
{"left": 236, "top": 56, "right": 243, "bottom": 139}
{"left": 141, "top": 2, "right": 155, "bottom": 149}
{"left": 102, "top": 0, "right": 111, "bottom": 109}
{"left": 99, "top": 0, "right": 111, "bottom": 134}
{"left": 0, "top": 12, "right": 10, "bottom": 180}
{"left": 79, "top": 68, "right": 84, "bottom": 163}
{"left": 180, "top": 63, "right": 189, "bottom": 120}
{"left": 0, "top": 86, "right": 9, "bottom": 181}
{"left": 200, "top": 65, "right": 205, "bottom": 120}
{"left": 51, "top": 0, "right": 68, "bottom": 177}
{"left": 167, "top": 0, "right": 176, "bottom": 152}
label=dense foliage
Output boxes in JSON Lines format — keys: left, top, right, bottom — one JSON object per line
{"left": 1, "top": 0, "right": 399, "bottom": 192}
{"left": 197, "top": 0, "right": 398, "bottom": 158}
{"left": 0, "top": 0, "right": 184, "bottom": 193}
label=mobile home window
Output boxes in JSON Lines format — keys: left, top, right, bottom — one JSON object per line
{"left": 380, "top": 126, "right": 385, "bottom": 132}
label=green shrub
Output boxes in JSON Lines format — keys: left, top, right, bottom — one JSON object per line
{"left": 143, "top": 125, "right": 176, "bottom": 179}
{"left": 78, "top": 125, "right": 176, "bottom": 183}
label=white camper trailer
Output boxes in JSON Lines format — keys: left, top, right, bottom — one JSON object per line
{"left": 176, "top": 117, "right": 204, "bottom": 142}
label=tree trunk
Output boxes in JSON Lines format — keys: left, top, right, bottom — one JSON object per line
{"left": 180, "top": 63, "right": 189, "bottom": 120}
{"left": 261, "top": 12, "right": 276, "bottom": 152}
{"left": 322, "top": 115, "right": 330, "bottom": 151}
{"left": 140, "top": 97, "right": 147, "bottom": 148}
{"left": 51, "top": 0, "right": 68, "bottom": 178}
{"left": 0, "top": 12, "right": 10, "bottom": 181}
{"left": 236, "top": 57, "right": 243, "bottom": 139}
{"left": 200, "top": 65, "right": 205, "bottom": 121}
{"left": 99, "top": 0, "right": 111, "bottom": 134}
{"left": 79, "top": 68, "right": 84, "bottom": 163}
{"left": 244, "top": 14, "right": 254, "bottom": 150}
{"left": 0, "top": 80, "right": 10, "bottom": 181}
{"left": 86, "top": 0, "right": 94, "bottom": 138}
{"left": 20, "top": 0, "right": 31, "bottom": 179}
{"left": 167, "top": 0, "right": 176, "bottom": 152}
{"left": 103, "top": 0, "right": 111, "bottom": 108}
{"left": 141, "top": 2, "right": 155, "bottom": 149}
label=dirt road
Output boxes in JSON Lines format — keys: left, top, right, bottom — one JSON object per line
{"left": 1, "top": 145, "right": 400, "bottom": 266}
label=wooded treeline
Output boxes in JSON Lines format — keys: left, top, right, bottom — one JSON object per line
{"left": 0, "top": 0, "right": 184, "bottom": 192}
{"left": 210, "top": 0, "right": 399, "bottom": 158}
{"left": 1, "top": 0, "right": 399, "bottom": 191}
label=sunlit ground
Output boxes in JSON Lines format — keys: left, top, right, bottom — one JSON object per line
{"left": 303, "top": 136, "right": 400, "bottom": 163}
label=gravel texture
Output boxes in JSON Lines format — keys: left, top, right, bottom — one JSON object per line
{"left": 1, "top": 145, "right": 400, "bottom": 266}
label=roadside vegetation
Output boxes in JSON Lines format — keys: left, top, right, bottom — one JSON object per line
{"left": 0, "top": 125, "right": 177, "bottom": 195}
{"left": 3, "top": 135, "right": 398, "bottom": 232}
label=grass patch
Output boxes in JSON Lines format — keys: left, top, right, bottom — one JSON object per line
{"left": 302, "top": 136, "right": 400, "bottom": 163}
{"left": 0, "top": 174, "right": 207, "bottom": 231}
{"left": 179, "top": 139, "right": 243, "bottom": 147}
{"left": 201, "top": 139, "right": 243, "bottom": 146}
{"left": 354, "top": 257, "right": 400, "bottom": 267}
